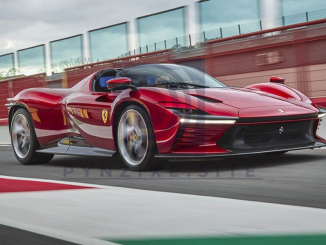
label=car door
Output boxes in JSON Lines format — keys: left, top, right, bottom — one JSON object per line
{"left": 65, "top": 91, "right": 120, "bottom": 150}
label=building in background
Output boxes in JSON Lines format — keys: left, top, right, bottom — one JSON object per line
{"left": 199, "top": 0, "right": 260, "bottom": 38}
{"left": 50, "top": 35, "right": 83, "bottom": 73}
{"left": 17, "top": 45, "right": 46, "bottom": 76}
{"left": 1, "top": 0, "right": 326, "bottom": 76}
{"left": 0, "top": 53, "right": 14, "bottom": 78}
{"left": 137, "top": 7, "right": 186, "bottom": 53}
{"left": 281, "top": 0, "right": 326, "bottom": 25}
{"left": 281, "top": 0, "right": 326, "bottom": 16}
{"left": 89, "top": 23, "right": 128, "bottom": 62}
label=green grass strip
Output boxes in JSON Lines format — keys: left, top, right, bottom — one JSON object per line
{"left": 105, "top": 233, "right": 326, "bottom": 245}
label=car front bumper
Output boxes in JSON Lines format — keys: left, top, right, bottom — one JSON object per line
{"left": 155, "top": 141, "right": 326, "bottom": 160}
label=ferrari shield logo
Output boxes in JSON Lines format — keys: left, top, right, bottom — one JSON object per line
{"left": 102, "top": 109, "right": 108, "bottom": 124}
{"left": 279, "top": 126, "right": 284, "bottom": 135}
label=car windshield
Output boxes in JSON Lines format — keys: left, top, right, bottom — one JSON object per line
{"left": 116, "top": 64, "right": 226, "bottom": 89}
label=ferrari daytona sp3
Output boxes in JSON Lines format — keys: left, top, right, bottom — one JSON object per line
{"left": 6, "top": 64, "right": 326, "bottom": 170}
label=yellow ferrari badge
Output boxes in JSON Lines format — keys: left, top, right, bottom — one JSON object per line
{"left": 102, "top": 109, "right": 108, "bottom": 123}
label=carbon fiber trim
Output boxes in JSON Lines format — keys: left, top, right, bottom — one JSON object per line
{"left": 155, "top": 142, "right": 325, "bottom": 159}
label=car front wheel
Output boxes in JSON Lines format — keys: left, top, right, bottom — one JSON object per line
{"left": 117, "top": 105, "right": 165, "bottom": 171}
{"left": 11, "top": 108, "right": 54, "bottom": 165}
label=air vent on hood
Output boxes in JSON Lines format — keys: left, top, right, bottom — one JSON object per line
{"left": 190, "top": 95, "right": 222, "bottom": 103}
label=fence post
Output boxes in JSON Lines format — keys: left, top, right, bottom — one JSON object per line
{"left": 176, "top": 37, "right": 178, "bottom": 50}
{"left": 238, "top": 24, "right": 241, "bottom": 35}
{"left": 189, "top": 34, "right": 192, "bottom": 49}
{"left": 259, "top": 20, "right": 262, "bottom": 31}
{"left": 154, "top": 43, "right": 157, "bottom": 51}
{"left": 220, "top": 28, "right": 223, "bottom": 38}
{"left": 282, "top": 16, "right": 285, "bottom": 26}
{"left": 306, "top": 12, "right": 309, "bottom": 22}
{"left": 146, "top": 45, "right": 148, "bottom": 53}
{"left": 140, "top": 47, "right": 142, "bottom": 54}
{"left": 164, "top": 40, "right": 167, "bottom": 49}
{"left": 203, "top": 31, "right": 206, "bottom": 41}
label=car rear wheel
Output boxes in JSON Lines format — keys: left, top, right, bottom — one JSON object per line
{"left": 11, "top": 108, "right": 54, "bottom": 165}
{"left": 117, "top": 105, "right": 166, "bottom": 171}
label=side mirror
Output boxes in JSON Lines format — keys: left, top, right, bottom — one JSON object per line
{"left": 106, "top": 77, "right": 131, "bottom": 91}
{"left": 270, "top": 76, "right": 285, "bottom": 84}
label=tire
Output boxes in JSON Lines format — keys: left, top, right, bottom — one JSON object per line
{"left": 10, "top": 108, "right": 54, "bottom": 165}
{"left": 116, "top": 105, "right": 166, "bottom": 171}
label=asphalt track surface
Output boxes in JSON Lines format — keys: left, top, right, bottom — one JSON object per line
{"left": 1, "top": 146, "right": 326, "bottom": 209}
{"left": 1, "top": 145, "right": 326, "bottom": 244}
{"left": 0, "top": 224, "right": 78, "bottom": 245}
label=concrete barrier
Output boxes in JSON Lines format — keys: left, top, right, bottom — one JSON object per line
{"left": 317, "top": 118, "right": 326, "bottom": 140}
{"left": 0, "top": 126, "right": 10, "bottom": 145}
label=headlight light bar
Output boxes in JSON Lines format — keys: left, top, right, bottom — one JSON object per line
{"left": 179, "top": 118, "right": 236, "bottom": 124}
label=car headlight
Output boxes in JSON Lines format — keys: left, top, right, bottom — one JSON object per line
{"left": 159, "top": 102, "right": 236, "bottom": 125}
{"left": 158, "top": 102, "right": 205, "bottom": 116}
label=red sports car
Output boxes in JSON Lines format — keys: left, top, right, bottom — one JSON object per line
{"left": 6, "top": 64, "right": 326, "bottom": 170}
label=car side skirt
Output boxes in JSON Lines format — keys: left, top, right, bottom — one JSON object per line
{"left": 36, "top": 137, "right": 116, "bottom": 157}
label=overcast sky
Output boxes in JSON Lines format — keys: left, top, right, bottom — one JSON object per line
{"left": 0, "top": 0, "right": 198, "bottom": 56}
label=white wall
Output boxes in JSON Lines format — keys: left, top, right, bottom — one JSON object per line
{"left": 317, "top": 118, "right": 326, "bottom": 141}
{"left": 0, "top": 126, "right": 10, "bottom": 145}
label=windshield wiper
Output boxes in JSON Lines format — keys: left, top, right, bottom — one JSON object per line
{"left": 150, "top": 82, "right": 209, "bottom": 88}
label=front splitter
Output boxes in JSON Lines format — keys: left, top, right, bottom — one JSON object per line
{"left": 155, "top": 142, "right": 326, "bottom": 160}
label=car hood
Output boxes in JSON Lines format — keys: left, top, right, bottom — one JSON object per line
{"left": 185, "top": 88, "right": 299, "bottom": 109}
{"left": 183, "top": 87, "right": 319, "bottom": 117}
{"left": 139, "top": 87, "right": 318, "bottom": 119}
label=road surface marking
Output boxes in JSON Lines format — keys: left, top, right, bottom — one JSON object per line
{"left": 0, "top": 175, "right": 326, "bottom": 244}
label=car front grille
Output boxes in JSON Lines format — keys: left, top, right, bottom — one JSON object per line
{"left": 217, "top": 119, "right": 317, "bottom": 152}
